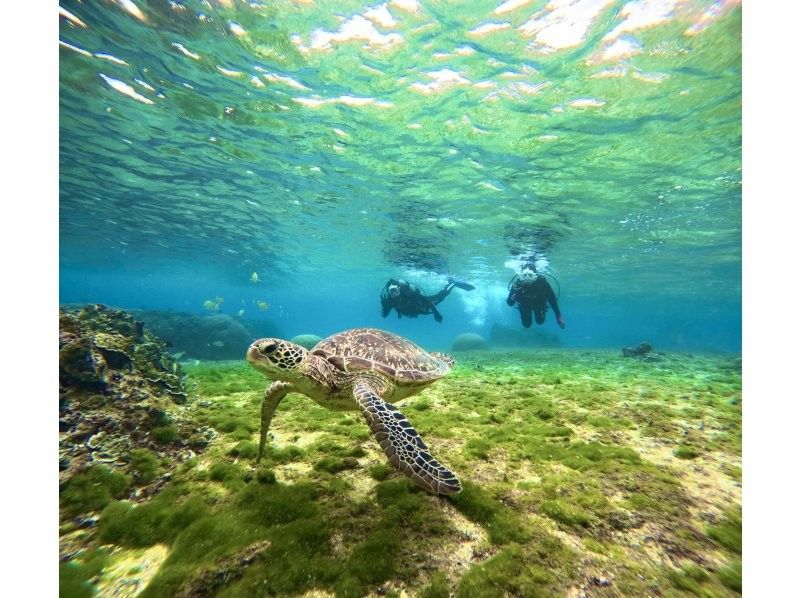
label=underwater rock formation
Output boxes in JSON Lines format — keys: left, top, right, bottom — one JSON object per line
{"left": 128, "top": 310, "right": 282, "bottom": 360}
{"left": 621, "top": 342, "right": 666, "bottom": 362}
{"left": 59, "top": 305, "right": 211, "bottom": 491}
{"left": 622, "top": 342, "right": 653, "bottom": 357}
{"left": 290, "top": 334, "right": 323, "bottom": 349}
{"left": 489, "top": 323, "right": 562, "bottom": 347}
{"left": 452, "top": 332, "right": 489, "bottom": 351}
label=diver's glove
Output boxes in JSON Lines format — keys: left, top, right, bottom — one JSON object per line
{"left": 506, "top": 294, "right": 516, "bottom": 306}
{"left": 557, "top": 315, "right": 565, "bottom": 329}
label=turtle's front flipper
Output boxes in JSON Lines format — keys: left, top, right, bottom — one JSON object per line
{"left": 353, "top": 382, "right": 461, "bottom": 495}
{"left": 256, "top": 381, "right": 293, "bottom": 463}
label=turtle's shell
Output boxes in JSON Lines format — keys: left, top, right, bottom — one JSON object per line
{"left": 310, "top": 328, "right": 451, "bottom": 384}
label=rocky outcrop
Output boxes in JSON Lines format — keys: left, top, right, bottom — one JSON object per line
{"left": 622, "top": 342, "right": 665, "bottom": 361}
{"left": 489, "top": 323, "right": 562, "bottom": 348}
{"left": 451, "top": 333, "right": 489, "bottom": 351}
{"left": 622, "top": 342, "right": 653, "bottom": 357}
{"left": 127, "top": 310, "right": 283, "bottom": 360}
{"left": 59, "top": 305, "right": 212, "bottom": 488}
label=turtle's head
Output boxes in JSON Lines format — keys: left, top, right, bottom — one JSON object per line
{"left": 247, "top": 338, "right": 307, "bottom": 379}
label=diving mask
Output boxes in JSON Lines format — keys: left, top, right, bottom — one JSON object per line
{"left": 388, "top": 284, "right": 400, "bottom": 297}
{"left": 519, "top": 268, "right": 538, "bottom": 282}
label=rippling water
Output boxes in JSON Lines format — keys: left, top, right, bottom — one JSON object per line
{"left": 59, "top": 0, "right": 741, "bottom": 350}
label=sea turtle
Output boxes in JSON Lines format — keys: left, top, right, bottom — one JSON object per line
{"left": 246, "top": 327, "right": 461, "bottom": 495}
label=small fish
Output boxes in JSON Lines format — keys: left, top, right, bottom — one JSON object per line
{"left": 250, "top": 272, "right": 259, "bottom": 283}
{"left": 171, "top": 351, "right": 186, "bottom": 361}
{"left": 256, "top": 300, "right": 269, "bottom": 311}
{"left": 203, "top": 296, "right": 224, "bottom": 312}
{"left": 238, "top": 309, "right": 245, "bottom": 317}
{"left": 211, "top": 340, "right": 225, "bottom": 348}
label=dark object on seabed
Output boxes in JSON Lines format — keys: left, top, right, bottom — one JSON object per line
{"left": 622, "top": 342, "right": 653, "bottom": 357}
{"left": 127, "top": 309, "right": 284, "bottom": 360}
{"left": 489, "top": 323, "right": 561, "bottom": 348}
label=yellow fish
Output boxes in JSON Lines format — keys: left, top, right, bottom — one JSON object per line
{"left": 203, "top": 296, "right": 224, "bottom": 312}
{"left": 250, "top": 272, "right": 259, "bottom": 284}
{"left": 256, "top": 300, "right": 269, "bottom": 311}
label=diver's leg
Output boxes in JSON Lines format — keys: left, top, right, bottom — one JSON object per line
{"left": 520, "top": 308, "right": 533, "bottom": 328}
{"left": 429, "top": 282, "right": 456, "bottom": 305}
{"left": 256, "top": 381, "right": 292, "bottom": 463}
{"left": 534, "top": 307, "right": 545, "bottom": 325}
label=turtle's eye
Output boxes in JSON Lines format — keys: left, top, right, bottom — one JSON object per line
{"left": 261, "top": 342, "right": 278, "bottom": 355}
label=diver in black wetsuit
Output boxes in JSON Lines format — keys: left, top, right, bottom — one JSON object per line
{"left": 506, "top": 263, "right": 565, "bottom": 329}
{"left": 380, "top": 277, "right": 475, "bottom": 323}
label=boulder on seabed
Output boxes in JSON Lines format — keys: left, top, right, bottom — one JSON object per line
{"left": 622, "top": 342, "right": 653, "bottom": 358}
{"left": 452, "top": 333, "right": 489, "bottom": 351}
{"left": 291, "top": 334, "right": 323, "bottom": 349}
{"left": 489, "top": 323, "right": 561, "bottom": 348}
{"left": 127, "top": 310, "right": 282, "bottom": 360}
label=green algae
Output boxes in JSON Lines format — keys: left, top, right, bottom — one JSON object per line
{"left": 128, "top": 448, "right": 160, "bottom": 484}
{"left": 718, "top": 560, "right": 742, "bottom": 592}
{"left": 707, "top": 509, "right": 742, "bottom": 553}
{"left": 674, "top": 445, "right": 701, "bottom": 459}
{"left": 59, "top": 547, "right": 110, "bottom": 598}
{"left": 60, "top": 349, "right": 742, "bottom": 597}
{"left": 420, "top": 571, "right": 451, "bottom": 598}
{"left": 457, "top": 542, "right": 576, "bottom": 598}
{"left": 99, "top": 491, "right": 210, "bottom": 547}
{"left": 151, "top": 425, "right": 179, "bottom": 443}
{"left": 61, "top": 465, "right": 131, "bottom": 515}
{"left": 369, "top": 462, "right": 393, "bottom": 481}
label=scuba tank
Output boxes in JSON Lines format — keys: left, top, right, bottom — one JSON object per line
{"left": 507, "top": 273, "right": 561, "bottom": 306}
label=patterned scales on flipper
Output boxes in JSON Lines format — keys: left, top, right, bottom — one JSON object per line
{"left": 311, "top": 328, "right": 451, "bottom": 383}
{"left": 353, "top": 382, "right": 461, "bottom": 495}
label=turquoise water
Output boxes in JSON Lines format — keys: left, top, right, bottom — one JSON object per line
{"left": 59, "top": 0, "right": 741, "bottom": 352}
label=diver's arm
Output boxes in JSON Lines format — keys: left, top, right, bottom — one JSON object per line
{"left": 506, "top": 286, "right": 517, "bottom": 306}
{"left": 431, "top": 302, "right": 443, "bottom": 323}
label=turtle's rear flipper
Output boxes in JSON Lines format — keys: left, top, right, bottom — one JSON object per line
{"left": 353, "top": 382, "right": 462, "bottom": 495}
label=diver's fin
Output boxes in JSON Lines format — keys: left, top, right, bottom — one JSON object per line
{"left": 353, "top": 381, "right": 462, "bottom": 495}
{"left": 451, "top": 279, "right": 475, "bottom": 291}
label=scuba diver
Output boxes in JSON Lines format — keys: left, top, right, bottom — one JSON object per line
{"left": 380, "top": 276, "right": 475, "bottom": 323}
{"left": 506, "top": 263, "right": 565, "bottom": 329}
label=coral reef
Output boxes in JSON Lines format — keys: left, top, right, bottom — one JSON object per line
{"left": 451, "top": 333, "right": 489, "bottom": 351}
{"left": 289, "top": 334, "right": 323, "bottom": 349}
{"left": 489, "top": 323, "right": 562, "bottom": 347}
{"left": 60, "top": 347, "right": 742, "bottom": 597}
{"left": 59, "top": 304, "right": 210, "bottom": 505}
